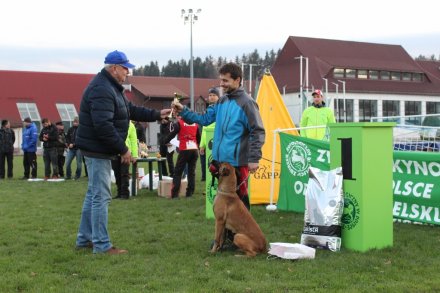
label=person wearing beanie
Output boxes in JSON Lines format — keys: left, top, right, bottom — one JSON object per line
{"left": 199, "top": 87, "right": 220, "bottom": 181}
{"left": 300, "top": 89, "right": 336, "bottom": 140}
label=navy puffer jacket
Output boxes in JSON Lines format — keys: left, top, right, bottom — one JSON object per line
{"left": 76, "top": 68, "right": 161, "bottom": 157}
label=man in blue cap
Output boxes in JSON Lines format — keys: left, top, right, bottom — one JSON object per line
{"left": 75, "top": 50, "right": 171, "bottom": 254}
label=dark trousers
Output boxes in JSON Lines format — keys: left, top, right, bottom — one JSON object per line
{"left": 200, "top": 153, "right": 206, "bottom": 180}
{"left": 172, "top": 150, "right": 198, "bottom": 197}
{"left": 43, "top": 148, "right": 59, "bottom": 177}
{"left": 57, "top": 152, "right": 65, "bottom": 177}
{"left": 23, "top": 151, "right": 37, "bottom": 178}
{"left": 0, "top": 151, "right": 13, "bottom": 178}
{"left": 111, "top": 159, "right": 130, "bottom": 198}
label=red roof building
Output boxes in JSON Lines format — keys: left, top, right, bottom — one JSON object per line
{"left": 0, "top": 70, "right": 219, "bottom": 148}
{"left": 271, "top": 36, "right": 440, "bottom": 124}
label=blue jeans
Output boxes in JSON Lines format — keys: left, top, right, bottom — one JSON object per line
{"left": 66, "top": 149, "right": 83, "bottom": 179}
{"left": 76, "top": 156, "right": 112, "bottom": 253}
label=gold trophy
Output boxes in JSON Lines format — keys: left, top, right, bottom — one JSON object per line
{"left": 168, "top": 92, "right": 183, "bottom": 120}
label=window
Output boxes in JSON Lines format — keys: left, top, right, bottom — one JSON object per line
{"left": 405, "top": 101, "right": 422, "bottom": 124}
{"left": 380, "top": 71, "right": 390, "bottom": 80}
{"left": 358, "top": 70, "right": 368, "bottom": 79}
{"left": 334, "top": 99, "right": 354, "bottom": 122}
{"left": 382, "top": 100, "right": 400, "bottom": 117}
{"left": 426, "top": 102, "right": 440, "bottom": 114}
{"left": 17, "top": 103, "right": 41, "bottom": 121}
{"left": 413, "top": 73, "right": 423, "bottom": 82}
{"left": 402, "top": 72, "right": 412, "bottom": 81}
{"left": 345, "top": 69, "right": 356, "bottom": 79}
{"left": 56, "top": 103, "right": 78, "bottom": 127}
{"left": 391, "top": 72, "right": 401, "bottom": 81}
{"left": 333, "top": 68, "right": 344, "bottom": 78}
{"left": 359, "top": 99, "right": 378, "bottom": 122}
{"left": 369, "top": 70, "right": 379, "bottom": 80}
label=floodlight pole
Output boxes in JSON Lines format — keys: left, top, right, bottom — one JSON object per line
{"left": 295, "top": 56, "right": 308, "bottom": 113}
{"left": 248, "top": 63, "right": 257, "bottom": 97}
{"left": 338, "top": 80, "right": 346, "bottom": 122}
{"left": 182, "top": 8, "right": 201, "bottom": 111}
{"left": 332, "top": 82, "right": 339, "bottom": 120}
{"left": 322, "top": 78, "right": 328, "bottom": 97}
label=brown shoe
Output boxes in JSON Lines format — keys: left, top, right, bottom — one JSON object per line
{"left": 106, "top": 247, "right": 128, "bottom": 255}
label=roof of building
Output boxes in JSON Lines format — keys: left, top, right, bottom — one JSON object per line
{"left": 128, "top": 76, "right": 218, "bottom": 99}
{"left": 0, "top": 70, "right": 219, "bottom": 127}
{"left": 271, "top": 36, "right": 440, "bottom": 96}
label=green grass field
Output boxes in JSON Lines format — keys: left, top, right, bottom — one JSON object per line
{"left": 1, "top": 155, "right": 440, "bottom": 292}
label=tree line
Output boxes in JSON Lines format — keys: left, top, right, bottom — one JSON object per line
{"left": 133, "top": 49, "right": 281, "bottom": 79}
{"left": 415, "top": 54, "right": 438, "bottom": 61}
{"left": 133, "top": 49, "right": 437, "bottom": 79}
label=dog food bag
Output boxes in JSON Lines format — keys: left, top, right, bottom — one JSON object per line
{"left": 300, "top": 167, "right": 344, "bottom": 251}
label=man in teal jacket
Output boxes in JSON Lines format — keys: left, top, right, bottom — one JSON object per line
{"left": 300, "top": 89, "right": 336, "bottom": 140}
{"left": 172, "top": 63, "right": 265, "bottom": 210}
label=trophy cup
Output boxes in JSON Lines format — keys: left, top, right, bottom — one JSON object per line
{"left": 168, "top": 92, "right": 183, "bottom": 121}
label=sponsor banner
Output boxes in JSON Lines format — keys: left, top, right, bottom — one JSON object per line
{"left": 393, "top": 151, "right": 440, "bottom": 225}
{"left": 278, "top": 133, "right": 440, "bottom": 225}
{"left": 277, "top": 133, "right": 330, "bottom": 212}
{"left": 205, "top": 127, "right": 216, "bottom": 219}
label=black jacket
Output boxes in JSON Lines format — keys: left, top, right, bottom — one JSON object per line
{"left": 0, "top": 128, "right": 15, "bottom": 153}
{"left": 66, "top": 125, "right": 78, "bottom": 149}
{"left": 39, "top": 124, "right": 58, "bottom": 149}
{"left": 76, "top": 69, "right": 161, "bottom": 157}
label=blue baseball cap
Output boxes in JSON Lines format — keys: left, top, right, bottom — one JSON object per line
{"left": 104, "top": 50, "right": 135, "bottom": 69}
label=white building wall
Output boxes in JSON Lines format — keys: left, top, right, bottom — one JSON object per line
{"left": 282, "top": 92, "right": 440, "bottom": 126}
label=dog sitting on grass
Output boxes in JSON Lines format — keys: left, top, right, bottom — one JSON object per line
{"left": 211, "top": 162, "right": 267, "bottom": 257}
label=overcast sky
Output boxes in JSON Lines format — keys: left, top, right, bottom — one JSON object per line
{"left": 1, "top": 0, "right": 439, "bottom": 73}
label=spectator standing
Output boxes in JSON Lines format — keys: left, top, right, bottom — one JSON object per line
{"left": 65, "top": 117, "right": 83, "bottom": 180}
{"left": 162, "top": 115, "right": 200, "bottom": 198}
{"left": 21, "top": 117, "right": 38, "bottom": 179}
{"left": 39, "top": 118, "right": 59, "bottom": 179}
{"left": 75, "top": 50, "right": 171, "bottom": 254}
{"left": 0, "top": 119, "right": 16, "bottom": 179}
{"left": 158, "top": 118, "right": 175, "bottom": 177}
{"left": 300, "top": 89, "right": 336, "bottom": 140}
{"left": 134, "top": 121, "right": 146, "bottom": 143}
{"left": 199, "top": 87, "right": 220, "bottom": 181}
{"left": 112, "top": 121, "right": 138, "bottom": 200}
{"left": 55, "top": 121, "right": 67, "bottom": 178}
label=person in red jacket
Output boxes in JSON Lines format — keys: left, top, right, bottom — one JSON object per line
{"left": 161, "top": 114, "right": 200, "bottom": 198}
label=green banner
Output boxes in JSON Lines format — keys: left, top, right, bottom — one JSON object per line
{"left": 205, "top": 127, "right": 216, "bottom": 219}
{"left": 278, "top": 132, "right": 440, "bottom": 225}
{"left": 393, "top": 151, "right": 440, "bottom": 225}
{"left": 277, "top": 133, "right": 330, "bottom": 212}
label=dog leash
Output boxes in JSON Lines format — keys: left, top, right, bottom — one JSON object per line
{"left": 236, "top": 174, "right": 249, "bottom": 192}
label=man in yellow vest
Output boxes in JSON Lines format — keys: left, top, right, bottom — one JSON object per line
{"left": 300, "top": 89, "right": 336, "bottom": 140}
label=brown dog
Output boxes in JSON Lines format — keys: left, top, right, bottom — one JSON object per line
{"left": 211, "top": 162, "right": 267, "bottom": 257}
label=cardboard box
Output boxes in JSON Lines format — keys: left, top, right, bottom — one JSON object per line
{"left": 157, "top": 179, "right": 187, "bottom": 198}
